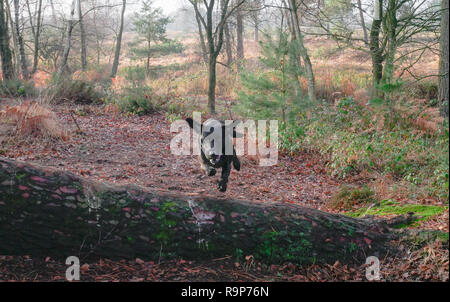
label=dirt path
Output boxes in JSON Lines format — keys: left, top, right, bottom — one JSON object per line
{"left": 4, "top": 104, "right": 340, "bottom": 211}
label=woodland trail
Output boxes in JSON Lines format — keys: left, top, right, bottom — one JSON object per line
{"left": 4, "top": 104, "right": 341, "bottom": 212}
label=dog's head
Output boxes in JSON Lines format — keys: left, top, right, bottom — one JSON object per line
{"left": 186, "top": 118, "right": 241, "bottom": 165}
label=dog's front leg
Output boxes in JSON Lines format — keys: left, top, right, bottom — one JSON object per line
{"left": 200, "top": 153, "right": 216, "bottom": 176}
{"left": 218, "top": 162, "right": 231, "bottom": 192}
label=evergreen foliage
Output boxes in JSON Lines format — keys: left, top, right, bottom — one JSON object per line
{"left": 235, "top": 30, "right": 310, "bottom": 124}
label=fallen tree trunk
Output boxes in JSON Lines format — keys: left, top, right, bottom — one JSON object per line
{"left": 0, "top": 158, "right": 395, "bottom": 264}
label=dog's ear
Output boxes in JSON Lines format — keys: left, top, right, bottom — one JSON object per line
{"left": 186, "top": 118, "right": 194, "bottom": 129}
{"left": 186, "top": 118, "right": 202, "bottom": 134}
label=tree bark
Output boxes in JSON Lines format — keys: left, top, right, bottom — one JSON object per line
{"left": 13, "top": 0, "right": 29, "bottom": 79}
{"left": 0, "top": 0, "right": 14, "bottom": 80}
{"left": 110, "top": 0, "right": 126, "bottom": 78}
{"left": 146, "top": 40, "right": 151, "bottom": 74}
{"left": 253, "top": 14, "right": 259, "bottom": 42}
{"left": 357, "top": 0, "right": 368, "bottom": 45}
{"left": 236, "top": 9, "right": 244, "bottom": 69}
{"left": 382, "top": 0, "right": 397, "bottom": 84}
{"left": 27, "top": 0, "right": 43, "bottom": 74}
{"left": 224, "top": 21, "right": 233, "bottom": 66}
{"left": 195, "top": 10, "right": 208, "bottom": 65}
{"left": 189, "top": 0, "right": 243, "bottom": 114}
{"left": 49, "top": 0, "right": 57, "bottom": 24}
{"left": 370, "top": 0, "right": 383, "bottom": 97}
{"left": 0, "top": 158, "right": 395, "bottom": 264}
{"left": 78, "top": 0, "right": 87, "bottom": 71}
{"left": 287, "top": 0, "right": 316, "bottom": 101}
{"left": 4, "top": 0, "right": 19, "bottom": 75}
{"left": 208, "top": 53, "right": 217, "bottom": 113}
{"left": 439, "top": 0, "right": 449, "bottom": 117}
{"left": 57, "top": 0, "right": 76, "bottom": 77}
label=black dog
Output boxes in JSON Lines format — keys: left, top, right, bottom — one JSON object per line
{"left": 186, "top": 118, "right": 241, "bottom": 192}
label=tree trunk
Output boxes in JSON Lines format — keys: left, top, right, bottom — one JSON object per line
{"left": 49, "top": 0, "right": 57, "bottom": 24}
{"left": 189, "top": 0, "right": 239, "bottom": 114}
{"left": 370, "top": 0, "right": 383, "bottom": 97}
{"left": 146, "top": 40, "right": 151, "bottom": 74}
{"left": 254, "top": 14, "right": 259, "bottom": 42}
{"left": 439, "top": 0, "right": 449, "bottom": 117}
{"left": 195, "top": 11, "right": 208, "bottom": 65}
{"left": 13, "top": 0, "right": 29, "bottom": 79}
{"left": 4, "top": 0, "right": 19, "bottom": 75}
{"left": 357, "top": 0, "right": 368, "bottom": 45}
{"left": 224, "top": 21, "right": 233, "bottom": 66}
{"left": 382, "top": 0, "right": 397, "bottom": 84}
{"left": 236, "top": 9, "right": 244, "bottom": 69}
{"left": 288, "top": 0, "right": 316, "bottom": 101}
{"left": 57, "top": 0, "right": 76, "bottom": 77}
{"left": 110, "top": 0, "right": 126, "bottom": 78}
{"left": 31, "top": 0, "right": 42, "bottom": 74}
{"left": 78, "top": 0, "right": 87, "bottom": 71}
{"left": 208, "top": 54, "right": 217, "bottom": 114}
{"left": 0, "top": 158, "right": 395, "bottom": 264}
{"left": 0, "top": 0, "right": 14, "bottom": 80}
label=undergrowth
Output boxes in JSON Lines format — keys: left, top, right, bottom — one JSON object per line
{"left": 346, "top": 199, "right": 447, "bottom": 228}
{"left": 293, "top": 96, "right": 449, "bottom": 203}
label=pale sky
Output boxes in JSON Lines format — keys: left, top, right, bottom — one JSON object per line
{"left": 152, "top": 0, "right": 185, "bottom": 14}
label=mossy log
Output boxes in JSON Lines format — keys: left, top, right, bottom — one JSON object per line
{"left": 0, "top": 158, "right": 395, "bottom": 264}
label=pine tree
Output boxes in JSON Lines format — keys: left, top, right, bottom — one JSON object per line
{"left": 128, "top": 0, "right": 182, "bottom": 74}
{"left": 235, "top": 30, "right": 308, "bottom": 125}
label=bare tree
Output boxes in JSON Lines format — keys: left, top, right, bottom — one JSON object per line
{"left": 306, "top": 0, "right": 441, "bottom": 97}
{"left": 13, "top": 0, "right": 29, "bottom": 79}
{"left": 236, "top": 6, "right": 244, "bottom": 69}
{"left": 439, "top": 0, "right": 449, "bottom": 117}
{"left": 78, "top": 0, "right": 87, "bottom": 71}
{"left": 249, "top": 0, "right": 263, "bottom": 42}
{"left": 356, "top": 0, "right": 368, "bottom": 45}
{"left": 195, "top": 9, "right": 208, "bottom": 64}
{"left": 57, "top": 0, "right": 77, "bottom": 76}
{"left": 4, "top": 0, "right": 19, "bottom": 74}
{"left": 287, "top": 0, "right": 316, "bottom": 101}
{"left": 110, "top": 0, "right": 126, "bottom": 78}
{"left": 370, "top": 0, "right": 383, "bottom": 95}
{"left": 188, "top": 0, "right": 245, "bottom": 114}
{"left": 26, "top": 0, "right": 43, "bottom": 74}
{"left": 0, "top": 0, "right": 14, "bottom": 80}
{"left": 223, "top": 18, "right": 233, "bottom": 65}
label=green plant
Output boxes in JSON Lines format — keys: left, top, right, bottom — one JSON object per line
{"left": 155, "top": 201, "right": 178, "bottom": 245}
{"left": 329, "top": 185, "right": 376, "bottom": 210}
{"left": 346, "top": 200, "right": 447, "bottom": 228}
{"left": 235, "top": 30, "right": 309, "bottom": 124}
{"left": 46, "top": 76, "right": 103, "bottom": 104}
{"left": 112, "top": 85, "right": 159, "bottom": 115}
{"left": 0, "top": 80, "right": 36, "bottom": 97}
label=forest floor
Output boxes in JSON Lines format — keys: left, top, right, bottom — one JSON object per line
{"left": 0, "top": 102, "right": 448, "bottom": 282}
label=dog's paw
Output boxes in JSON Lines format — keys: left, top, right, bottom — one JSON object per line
{"left": 218, "top": 181, "right": 227, "bottom": 192}
{"left": 208, "top": 169, "right": 216, "bottom": 177}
